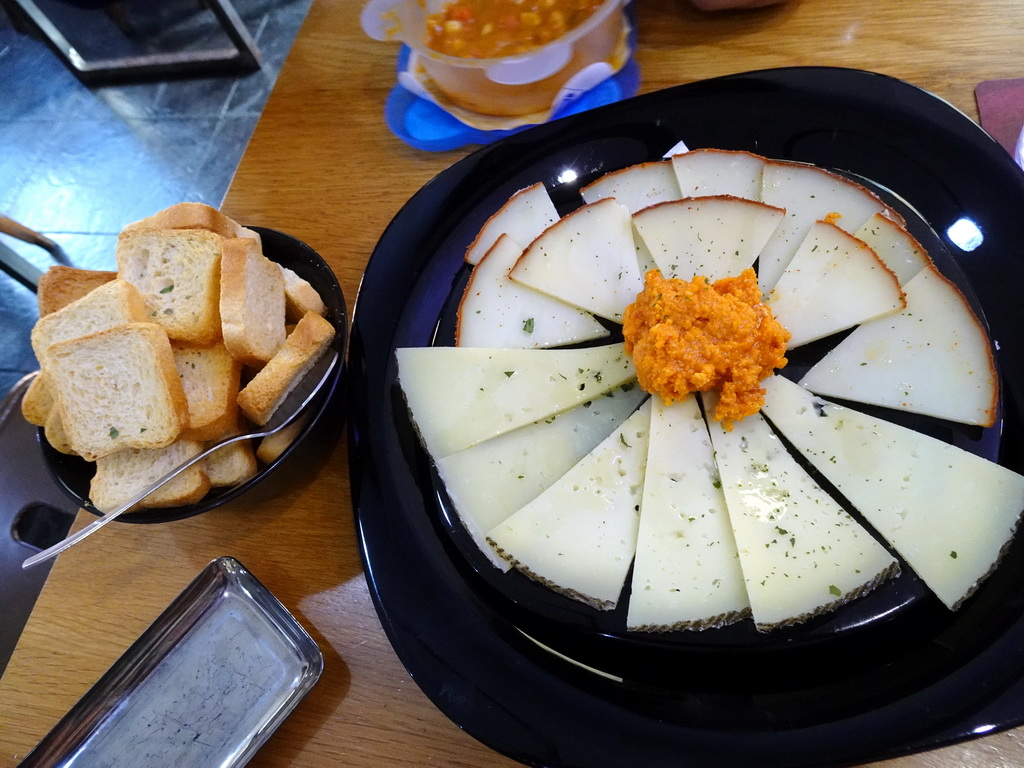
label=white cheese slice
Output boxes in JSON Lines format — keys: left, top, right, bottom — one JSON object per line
{"left": 456, "top": 234, "right": 610, "bottom": 349}
{"left": 487, "top": 401, "right": 653, "bottom": 610}
{"left": 670, "top": 148, "right": 766, "bottom": 200}
{"left": 580, "top": 160, "right": 682, "bottom": 214}
{"left": 854, "top": 213, "right": 932, "bottom": 285}
{"left": 632, "top": 226, "right": 660, "bottom": 277}
{"left": 465, "top": 182, "right": 559, "bottom": 265}
{"left": 627, "top": 395, "right": 750, "bottom": 631}
{"left": 704, "top": 392, "right": 899, "bottom": 631}
{"left": 509, "top": 198, "right": 643, "bottom": 322}
{"left": 758, "top": 161, "right": 896, "bottom": 292}
{"left": 632, "top": 196, "right": 785, "bottom": 281}
{"left": 395, "top": 343, "right": 636, "bottom": 458}
{"left": 437, "top": 383, "right": 647, "bottom": 571}
{"left": 799, "top": 264, "right": 998, "bottom": 426}
{"left": 766, "top": 220, "right": 905, "bottom": 347}
{"left": 761, "top": 375, "right": 1024, "bottom": 610}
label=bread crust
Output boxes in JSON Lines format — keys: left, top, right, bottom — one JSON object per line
{"left": 21, "top": 372, "right": 54, "bottom": 427}
{"left": 122, "top": 202, "right": 260, "bottom": 244}
{"left": 280, "top": 265, "right": 327, "bottom": 323}
{"left": 37, "top": 266, "right": 118, "bottom": 317}
{"left": 220, "top": 237, "right": 287, "bottom": 366}
{"left": 237, "top": 312, "right": 335, "bottom": 425}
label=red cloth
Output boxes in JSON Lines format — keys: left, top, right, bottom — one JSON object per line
{"left": 976, "top": 78, "right": 1024, "bottom": 159}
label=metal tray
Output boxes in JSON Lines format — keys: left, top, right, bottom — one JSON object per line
{"left": 20, "top": 557, "right": 323, "bottom": 767}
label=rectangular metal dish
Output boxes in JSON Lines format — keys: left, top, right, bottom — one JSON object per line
{"left": 20, "top": 556, "right": 323, "bottom": 767}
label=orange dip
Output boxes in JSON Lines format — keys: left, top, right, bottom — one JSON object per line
{"left": 425, "top": 0, "right": 605, "bottom": 58}
{"left": 622, "top": 269, "right": 790, "bottom": 430}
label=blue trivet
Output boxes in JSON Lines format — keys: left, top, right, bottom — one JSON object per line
{"left": 384, "top": 44, "right": 640, "bottom": 152}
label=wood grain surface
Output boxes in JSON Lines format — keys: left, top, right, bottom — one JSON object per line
{"left": 2, "top": 0, "right": 1023, "bottom": 766}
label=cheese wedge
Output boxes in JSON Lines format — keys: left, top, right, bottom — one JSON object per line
{"left": 395, "top": 343, "right": 636, "bottom": 458}
{"left": 704, "top": 393, "right": 899, "bottom": 630}
{"left": 632, "top": 195, "right": 785, "bottom": 281}
{"left": 437, "top": 383, "right": 647, "bottom": 571}
{"left": 766, "top": 220, "right": 905, "bottom": 347}
{"left": 580, "top": 160, "right": 682, "bottom": 214}
{"left": 799, "top": 264, "right": 998, "bottom": 426}
{"left": 758, "top": 161, "right": 896, "bottom": 292}
{"left": 581, "top": 161, "right": 682, "bottom": 278}
{"left": 854, "top": 213, "right": 932, "bottom": 285}
{"left": 465, "top": 182, "right": 559, "bottom": 265}
{"left": 761, "top": 375, "right": 1024, "bottom": 610}
{"left": 509, "top": 198, "right": 643, "bottom": 322}
{"left": 670, "top": 148, "right": 766, "bottom": 200}
{"left": 487, "top": 401, "right": 652, "bottom": 610}
{"left": 456, "top": 234, "right": 609, "bottom": 349}
{"left": 627, "top": 395, "right": 750, "bottom": 631}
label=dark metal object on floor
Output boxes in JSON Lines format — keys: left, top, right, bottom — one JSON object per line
{"left": 5, "top": 0, "right": 261, "bottom": 84}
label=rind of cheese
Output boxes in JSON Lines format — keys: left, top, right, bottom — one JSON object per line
{"left": 799, "top": 264, "right": 998, "bottom": 427}
{"left": 632, "top": 195, "right": 785, "bottom": 282}
{"left": 704, "top": 391, "right": 899, "bottom": 631}
{"left": 396, "top": 343, "right": 636, "bottom": 458}
{"left": 761, "top": 375, "right": 1024, "bottom": 610}
{"left": 487, "top": 401, "right": 653, "bottom": 610}
{"left": 465, "top": 182, "right": 559, "bottom": 266}
{"left": 758, "top": 161, "right": 897, "bottom": 292}
{"left": 766, "top": 220, "right": 905, "bottom": 347}
{"left": 580, "top": 160, "right": 682, "bottom": 214}
{"left": 670, "top": 148, "right": 766, "bottom": 200}
{"left": 627, "top": 395, "right": 750, "bottom": 631}
{"left": 456, "top": 234, "right": 609, "bottom": 349}
{"left": 437, "top": 383, "right": 647, "bottom": 571}
{"left": 509, "top": 198, "right": 643, "bottom": 322}
{"left": 853, "top": 213, "right": 932, "bottom": 285}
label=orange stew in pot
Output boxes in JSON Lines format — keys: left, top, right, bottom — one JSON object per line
{"left": 425, "top": 0, "right": 607, "bottom": 58}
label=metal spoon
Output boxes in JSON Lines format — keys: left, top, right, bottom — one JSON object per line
{"left": 23, "top": 349, "right": 340, "bottom": 569}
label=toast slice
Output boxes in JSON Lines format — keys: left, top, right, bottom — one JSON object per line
{"left": 122, "top": 202, "right": 261, "bottom": 244}
{"left": 256, "top": 412, "right": 310, "bottom": 464}
{"left": 203, "top": 419, "right": 258, "bottom": 487}
{"left": 36, "top": 266, "right": 118, "bottom": 317}
{"left": 46, "top": 322, "right": 188, "bottom": 461}
{"left": 90, "top": 440, "right": 211, "bottom": 512}
{"left": 116, "top": 228, "right": 224, "bottom": 344}
{"left": 44, "top": 406, "right": 76, "bottom": 456}
{"left": 30, "top": 278, "right": 148, "bottom": 365}
{"left": 219, "top": 237, "right": 286, "bottom": 366}
{"left": 173, "top": 340, "right": 243, "bottom": 442}
{"left": 280, "top": 265, "right": 326, "bottom": 323}
{"left": 21, "top": 372, "right": 55, "bottom": 427}
{"left": 237, "top": 311, "right": 335, "bottom": 426}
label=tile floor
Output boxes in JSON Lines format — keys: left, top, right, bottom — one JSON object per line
{"left": 0, "top": 0, "right": 312, "bottom": 675}
{"left": 0, "top": 0, "right": 313, "bottom": 396}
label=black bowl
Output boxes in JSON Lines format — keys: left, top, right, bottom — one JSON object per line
{"left": 40, "top": 226, "right": 348, "bottom": 524}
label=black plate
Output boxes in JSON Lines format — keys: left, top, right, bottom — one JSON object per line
{"left": 41, "top": 226, "right": 348, "bottom": 524}
{"left": 348, "top": 67, "right": 1024, "bottom": 767}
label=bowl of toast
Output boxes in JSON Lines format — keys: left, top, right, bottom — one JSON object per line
{"left": 22, "top": 204, "right": 347, "bottom": 524}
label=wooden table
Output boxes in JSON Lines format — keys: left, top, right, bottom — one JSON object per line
{"left": 2, "top": 1, "right": 1022, "bottom": 765}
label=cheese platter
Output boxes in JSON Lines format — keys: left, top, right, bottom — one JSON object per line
{"left": 348, "top": 67, "right": 1024, "bottom": 767}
